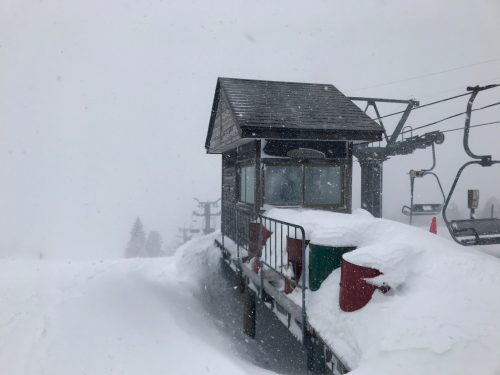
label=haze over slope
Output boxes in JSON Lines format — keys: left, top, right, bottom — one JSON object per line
{"left": 1, "top": 0, "right": 500, "bottom": 259}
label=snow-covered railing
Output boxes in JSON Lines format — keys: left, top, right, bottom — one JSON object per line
{"left": 259, "top": 214, "right": 308, "bottom": 340}
{"left": 221, "top": 203, "right": 257, "bottom": 260}
{"left": 221, "top": 203, "right": 308, "bottom": 342}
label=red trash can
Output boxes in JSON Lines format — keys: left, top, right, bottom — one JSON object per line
{"left": 286, "top": 236, "right": 309, "bottom": 281}
{"left": 248, "top": 223, "right": 272, "bottom": 258}
{"left": 339, "top": 259, "right": 387, "bottom": 312}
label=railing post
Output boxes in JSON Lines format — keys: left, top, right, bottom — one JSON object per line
{"left": 236, "top": 208, "right": 240, "bottom": 261}
{"left": 221, "top": 205, "right": 225, "bottom": 248}
{"left": 243, "top": 285, "right": 256, "bottom": 338}
{"left": 258, "top": 215, "right": 264, "bottom": 300}
{"left": 301, "top": 232, "right": 307, "bottom": 344}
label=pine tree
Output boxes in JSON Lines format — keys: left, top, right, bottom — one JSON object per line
{"left": 125, "top": 217, "right": 146, "bottom": 258}
{"left": 144, "top": 231, "right": 163, "bottom": 257}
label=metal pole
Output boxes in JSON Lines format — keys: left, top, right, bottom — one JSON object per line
{"left": 301, "top": 232, "right": 307, "bottom": 344}
{"left": 409, "top": 175, "right": 415, "bottom": 225}
{"left": 236, "top": 209, "right": 240, "bottom": 260}
{"left": 259, "top": 215, "right": 263, "bottom": 300}
{"left": 243, "top": 286, "right": 256, "bottom": 338}
{"left": 360, "top": 159, "right": 384, "bottom": 218}
{"left": 221, "top": 205, "right": 225, "bottom": 248}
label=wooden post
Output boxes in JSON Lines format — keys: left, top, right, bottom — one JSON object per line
{"left": 306, "top": 331, "right": 326, "bottom": 373}
{"left": 243, "top": 283, "right": 256, "bottom": 338}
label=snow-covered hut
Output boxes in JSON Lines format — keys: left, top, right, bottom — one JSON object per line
{"left": 204, "top": 77, "right": 383, "bottom": 231}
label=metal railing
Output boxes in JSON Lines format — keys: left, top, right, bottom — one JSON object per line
{"left": 221, "top": 202, "right": 308, "bottom": 342}
{"left": 221, "top": 202, "right": 257, "bottom": 259}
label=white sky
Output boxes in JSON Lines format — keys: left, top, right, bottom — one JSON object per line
{"left": 1, "top": 0, "right": 500, "bottom": 258}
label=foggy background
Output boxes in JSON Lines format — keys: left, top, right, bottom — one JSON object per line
{"left": 1, "top": 0, "right": 499, "bottom": 259}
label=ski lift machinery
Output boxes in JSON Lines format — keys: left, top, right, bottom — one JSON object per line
{"left": 442, "top": 85, "right": 500, "bottom": 246}
{"left": 401, "top": 130, "right": 446, "bottom": 224}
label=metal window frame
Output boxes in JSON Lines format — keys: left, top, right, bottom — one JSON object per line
{"left": 262, "top": 159, "right": 349, "bottom": 210}
{"left": 238, "top": 163, "right": 256, "bottom": 205}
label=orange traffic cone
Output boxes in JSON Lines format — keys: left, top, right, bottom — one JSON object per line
{"left": 429, "top": 216, "right": 437, "bottom": 234}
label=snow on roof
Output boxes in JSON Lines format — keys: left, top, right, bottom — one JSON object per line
{"left": 205, "top": 77, "right": 384, "bottom": 153}
{"left": 265, "top": 208, "right": 500, "bottom": 375}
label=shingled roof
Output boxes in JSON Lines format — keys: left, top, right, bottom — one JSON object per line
{"left": 205, "top": 77, "right": 383, "bottom": 153}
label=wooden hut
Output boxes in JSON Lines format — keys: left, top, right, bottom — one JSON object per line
{"left": 205, "top": 77, "right": 383, "bottom": 218}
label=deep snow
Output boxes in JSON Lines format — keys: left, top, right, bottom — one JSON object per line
{"left": 2, "top": 211, "right": 500, "bottom": 375}
{"left": 0, "top": 234, "right": 279, "bottom": 375}
{"left": 264, "top": 208, "right": 500, "bottom": 375}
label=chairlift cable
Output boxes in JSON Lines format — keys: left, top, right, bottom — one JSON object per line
{"left": 348, "top": 58, "right": 500, "bottom": 93}
{"left": 353, "top": 121, "right": 500, "bottom": 163}
{"left": 438, "top": 120, "right": 500, "bottom": 134}
{"left": 369, "top": 92, "right": 471, "bottom": 121}
{"left": 399, "top": 120, "right": 500, "bottom": 141}
{"left": 354, "top": 86, "right": 500, "bottom": 147}
{"left": 356, "top": 102, "right": 500, "bottom": 148}
{"left": 369, "top": 84, "right": 499, "bottom": 123}
{"left": 397, "top": 100, "right": 500, "bottom": 136}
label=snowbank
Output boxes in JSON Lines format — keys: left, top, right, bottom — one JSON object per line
{"left": 0, "top": 233, "right": 275, "bottom": 375}
{"left": 5, "top": 212, "right": 499, "bottom": 375}
{"left": 265, "top": 208, "right": 500, "bottom": 375}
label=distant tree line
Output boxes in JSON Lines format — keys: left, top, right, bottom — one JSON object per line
{"left": 124, "top": 217, "right": 164, "bottom": 258}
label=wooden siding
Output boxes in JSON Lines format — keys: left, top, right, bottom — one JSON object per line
{"left": 208, "top": 91, "right": 241, "bottom": 153}
{"left": 222, "top": 150, "right": 237, "bottom": 203}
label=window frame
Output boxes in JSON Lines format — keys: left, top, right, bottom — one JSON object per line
{"left": 238, "top": 163, "right": 256, "bottom": 205}
{"left": 262, "top": 159, "right": 349, "bottom": 210}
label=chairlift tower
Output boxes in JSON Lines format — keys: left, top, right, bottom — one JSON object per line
{"left": 193, "top": 198, "right": 221, "bottom": 235}
{"left": 350, "top": 97, "right": 446, "bottom": 218}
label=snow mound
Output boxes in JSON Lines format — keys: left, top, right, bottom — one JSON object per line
{"left": 265, "top": 208, "right": 500, "bottom": 375}
{"left": 0, "top": 232, "right": 275, "bottom": 375}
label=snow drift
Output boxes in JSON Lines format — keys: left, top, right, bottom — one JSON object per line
{"left": 0, "top": 234, "right": 275, "bottom": 375}
{"left": 265, "top": 208, "right": 500, "bottom": 375}
{"left": 2, "top": 209, "right": 500, "bottom": 375}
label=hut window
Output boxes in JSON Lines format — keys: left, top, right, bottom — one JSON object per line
{"left": 239, "top": 165, "right": 255, "bottom": 204}
{"left": 264, "top": 166, "right": 302, "bottom": 205}
{"left": 304, "top": 166, "right": 342, "bottom": 205}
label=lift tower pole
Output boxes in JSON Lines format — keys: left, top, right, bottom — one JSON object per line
{"left": 350, "top": 97, "right": 418, "bottom": 218}
{"left": 193, "top": 198, "right": 221, "bottom": 235}
{"left": 347, "top": 95, "right": 465, "bottom": 219}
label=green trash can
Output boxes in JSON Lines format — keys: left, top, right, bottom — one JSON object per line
{"left": 308, "top": 244, "right": 356, "bottom": 291}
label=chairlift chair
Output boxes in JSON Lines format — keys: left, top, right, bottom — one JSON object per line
{"left": 401, "top": 134, "right": 446, "bottom": 224}
{"left": 442, "top": 85, "right": 500, "bottom": 246}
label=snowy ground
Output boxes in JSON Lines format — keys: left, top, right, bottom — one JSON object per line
{"left": 265, "top": 208, "right": 500, "bottom": 375}
{"left": 3, "top": 212, "right": 500, "bottom": 375}
{"left": 0, "top": 234, "right": 287, "bottom": 375}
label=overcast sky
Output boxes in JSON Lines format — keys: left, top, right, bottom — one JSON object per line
{"left": 1, "top": 0, "right": 500, "bottom": 258}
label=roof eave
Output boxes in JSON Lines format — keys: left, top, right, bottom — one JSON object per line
{"left": 240, "top": 127, "right": 382, "bottom": 142}
{"left": 204, "top": 81, "right": 221, "bottom": 151}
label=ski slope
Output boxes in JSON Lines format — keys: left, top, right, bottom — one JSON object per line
{"left": 2, "top": 215, "right": 500, "bottom": 375}
{"left": 0, "top": 234, "right": 275, "bottom": 375}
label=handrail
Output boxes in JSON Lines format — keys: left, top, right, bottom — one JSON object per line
{"left": 259, "top": 214, "right": 308, "bottom": 343}
{"left": 221, "top": 202, "right": 308, "bottom": 343}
